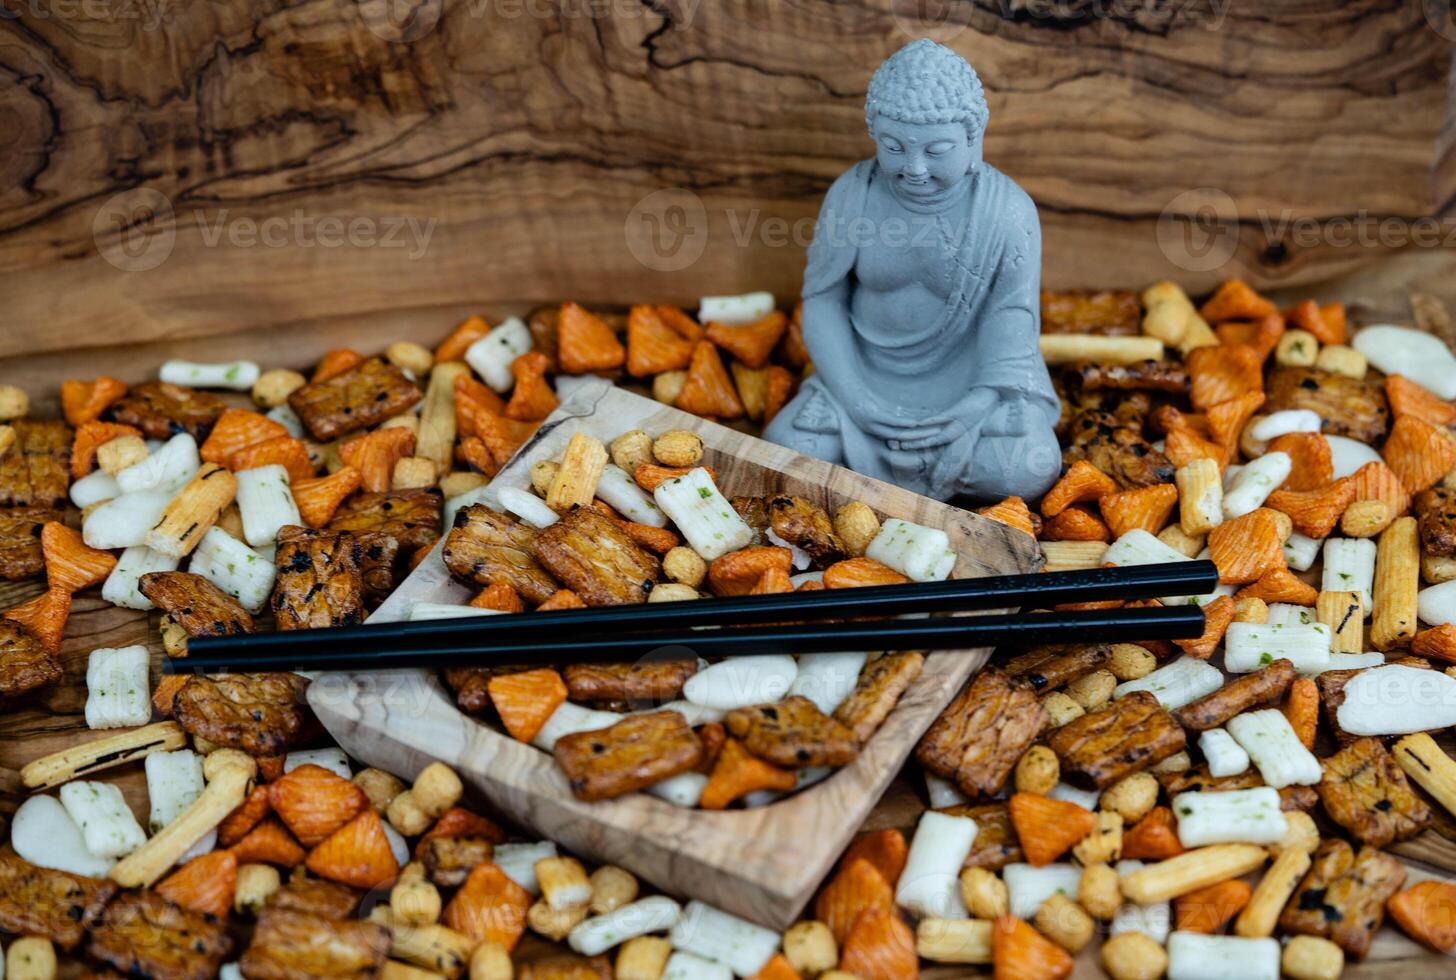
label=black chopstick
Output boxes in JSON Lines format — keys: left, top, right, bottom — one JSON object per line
{"left": 169, "top": 605, "right": 1205, "bottom": 673}
{"left": 181, "top": 560, "right": 1217, "bottom": 669}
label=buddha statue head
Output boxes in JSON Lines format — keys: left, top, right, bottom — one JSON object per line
{"left": 864, "top": 39, "right": 988, "bottom": 208}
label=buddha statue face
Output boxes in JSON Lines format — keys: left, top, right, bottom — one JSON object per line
{"left": 871, "top": 114, "right": 981, "bottom": 206}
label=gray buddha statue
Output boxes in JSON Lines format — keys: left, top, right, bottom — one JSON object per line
{"left": 764, "top": 39, "right": 1061, "bottom": 504}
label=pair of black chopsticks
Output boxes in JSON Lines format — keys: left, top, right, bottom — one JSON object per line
{"left": 171, "top": 561, "right": 1216, "bottom": 674}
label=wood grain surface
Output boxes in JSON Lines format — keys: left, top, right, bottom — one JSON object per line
{"left": 2, "top": 0, "right": 1452, "bottom": 379}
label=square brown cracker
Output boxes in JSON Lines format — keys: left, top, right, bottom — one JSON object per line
{"left": 266, "top": 876, "right": 363, "bottom": 919}
{"left": 0, "top": 620, "right": 61, "bottom": 700}
{"left": 326, "top": 487, "right": 444, "bottom": 552}
{"left": 442, "top": 503, "right": 559, "bottom": 604}
{"left": 563, "top": 657, "right": 697, "bottom": 704}
{"left": 533, "top": 505, "right": 660, "bottom": 606}
{"left": 1265, "top": 367, "right": 1389, "bottom": 444}
{"left": 833, "top": 651, "right": 924, "bottom": 745}
{"left": 421, "top": 833, "right": 495, "bottom": 887}
{"left": 0, "top": 420, "right": 71, "bottom": 507}
{"left": 725, "top": 695, "right": 859, "bottom": 768}
{"left": 1040, "top": 289, "right": 1141, "bottom": 336}
{"left": 108, "top": 380, "right": 226, "bottom": 441}
{"left": 916, "top": 666, "right": 1047, "bottom": 798}
{"left": 553, "top": 710, "right": 703, "bottom": 801}
{"left": 1047, "top": 690, "right": 1186, "bottom": 789}
{"left": 287, "top": 357, "right": 422, "bottom": 441}
{"left": 1316, "top": 737, "right": 1432, "bottom": 847}
{"left": 937, "top": 802, "right": 1024, "bottom": 871}
{"left": 0, "top": 506, "right": 58, "bottom": 579}
{"left": 1003, "top": 643, "right": 1111, "bottom": 692}
{"left": 1415, "top": 487, "right": 1456, "bottom": 557}
{"left": 0, "top": 852, "right": 116, "bottom": 950}
{"left": 273, "top": 526, "right": 366, "bottom": 630}
{"left": 1279, "top": 840, "right": 1406, "bottom": 959}
{"left": 1174, "top": 658, "right": 1296, "bottom": 731}
{"left": 87, "top": 889, "right": 232, "bottom": 980}
{"left": 767, "top": 494, "right": 845, "bottom": 566}
{"left": 138, "top": 570, "right": 255, "bottom": 637}
{"left": 172, "top": 672, "right": 311, "bottom": 756}
{"left": 240, "top": 908, "right": 390, "bottom": 980}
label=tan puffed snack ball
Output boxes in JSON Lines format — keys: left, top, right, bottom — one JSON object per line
{"left": 527, "top": 899, "right": 586, "bottom": 941}
{"left": 530, "top": 460, "right": 561, "bottom": 497}
{"left": 252, "top": 369, "right": 307, "bottom": 408}
{"left": 958, "top": 867, "right": 1008, "bottom": 920}
{"left": 1041, "top": 691, "right": 1084, "bottom": 728}
{"left": 783, "top": 920, "right": 838, "bottom": 976}
{"left": 649, "top": 583, "right": 700, "bottom": 603}
{"left": 412, "top": 762, "right": 462, "bottom": 818}
{"left": 440, "top": 471, "right": 488, "bottom": 500}
{"left": 589, "top": 865, "right": 638, "bottom": 915}
{"left": 1107, "top": 644, "right": 1156, "bottom": 681}
{"left": 469, "top": 940, "right": 514, "bottom": 980}
{"left": 833, "top": 502, "right": 880, "bottom": 558}
{"left": 1013, "top": 745, "right": 1059, "bottom": 795}
{"left": 1072, "top": 810, "right": 1123, "bottom": 866}
{"left": 616, "top": 936, "right": 672, "bottom": 980}
{"left": 386, "top": 341, "right": 435, "bottom": 376}
{"left": 1100, "top": 931, "right": 1167, "bottom": 980}
{"left": 1341, "top": 498, "right": 1392, "bottom": 538}
{"left": 0, "top": 385, "right": 29, "bottom": 421}
{"left": 1078, "top": 862, "right": 1122, "bottom": 919}
{"left": 1276, "top": 328, "right": 1320, "bottom": 367}
{"left": 353, "top": 767, "right": 407, "bottom": 813}
{"left": 97, "top": 435, "right": 149, "bottom": 476}
{"left": 387, "top": 789, "right": 433, "bottom": 836}
{"left": 1281, "top": 935, "right": 1344, "bottom": 980}
{"left": 1157, "top": 523, "right": 1206, "bottom": 558}
{"left": 610, "top": 430, "right": 655, "bottom": 473}
{"left": 1101, "top": 772, "right": 1158, "bottom": 823}
{"left": 6, "top": 936, "right": 57, "bottom": 980}
{"left": 652, "top": 371, "right": 687, "bottom": 405}
{"left": 1065, "top": 669, "right": 1116, "bottom": 710}
{"left": 235, "top": 862, "right": 281, "bottom": 915}
{"left": 662, "top": 546, "right": 708, "bottom": 588}
{"left": 652, "top": 430, "right": 704, "bottom": 467}
{"left": 1034, "top": 893, "right": 1095, "bottom": 953}
{"left": 391, "top": 875, "right": 442, "bottom": 926}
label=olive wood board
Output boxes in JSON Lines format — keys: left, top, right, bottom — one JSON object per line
{"left": 309, "top": 379, "right": 1040, "bottom": 930}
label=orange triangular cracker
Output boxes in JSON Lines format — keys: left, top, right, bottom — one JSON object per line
{"left": 444, "top": 862, "right": 532, "bottom": 950}
{"left": 1187, "top": 343, "right": 1264, "bottom": 411}
{"left": 436, "top": 315, "right": 490, "bottom": 362}
{"left": 229, "top": 817, "right": 306, "bottom": 867}
{"left": 2, "top": 587, "right": 71, "bottom": 653}
{"left": 839, "top": 904, "right": 918, "bottom": 980}
{"left": 1388, "top": 880, "right": 1456, "bottom": 954}
{"left": 305, "top": 809, "right": 399, "bottom": 889}
{"left": 218, "top": 784, "right": 272, "bottom": 846}
{"left": 626, "top": 305, "right": 695, "bottom": 377}
{"left": 71, "top": 421, "right": 141, "bottom": 479}
{"left": 1175, "top": 594, "right": 1235, "bottom": 659}
{"left": 339, "top": 427, "right": 415, "bottom": 493}
{"left": 1268, "top": 432, "right": 1333, "bottom": 492}
{"left": 763, "top": 366, "right": 795, "bottom": 425}
{"left": 557, "top": 302, "right": 625, "bottom": 374}
{"left": 1206, "top": 391, "right": 1266, "bottom": 449}
{"left": 454, "top": 375, "right": 506, "bottom": 439}
{"left": 267, "top": 763, "right": 369, "bottom": 847}
{"left": 1041, "top": 505, "right": 1111, "bottom": 543}
{"left": 978, "top": 496, "right": 1037, "bottom": 538}
{"left": 675, "top": 342, "right": 745, "bottom": 419}
{"left": 1386, "top": 375, "right": 1456, "bottom": 427}
{"left": 157, "top": 850, "right": 237, "bottom": 919}
{"left": 1008, "top": 792, "right": 1096, "bottom": 866}
{"left": 476, "top": 413, "right": 537, "bottom": 470}
{"left": 1237, "top": 566, "right": 1319, "bottom": 606}
{"left": 151, "top": 674, "right": 188, "bottom": 719}
{"left": 1199, "top": 279, "right": 1276, "bottom": 322}
{"left": 705, "top": 311, "right": 788, "bottom": 369}
{"left": 1165, "top": 425, "right": 1229, "bottom": 472}
{"left": 1099, "top": 483, "right": 1178, "bottom": 538}
{"left": 1286, "top": 298, "right": 1343, "bottom": 345}
{"left": 841, "top": 829, "right": 909, "bottom": 887}
{"left": 750, "top": 566, "right": 793, "bottom": 595}
{"left": 1383, "top": 415, "right": 1456, "bottom": 494}
{"left": 1174, "top": 879, "right": 1251, "bottom": 935}
{"left": 699, "top": 737, "right": 797, "bottom": 810}
{"left": 41, "top": 522, "right": 116, "bottom": 593}
{"left": 815, "top": 857, "right": 894, "bottom": 945}
{"left": 200, "top": 408, "right": 290, "bottom": 466}
{"left": 751, "top": 953, "right": 804, "bottom": 980}
{"left": 471, "top": 582, "right": 524, "bottom": 612}
{"left": 1041, "top": 460, "right": 1117, "bottom": 518}
{"left": 487, "top": 668, "right": 567, "bottom": 743}
{"left": 1122, "top": 806, "right": 1184, "bottom": 860}
{"left": 992, "top": 915, "right": 1073, "bottom": 980}
{"left": 1214, "top": 313, "right": 1284, "bottom": 361}
{"left": 230, "top": 435, "right": 315, "bottom": 485}
{"left": 60, "top": 376, "right": 128, "bottom": 427}
{"left": 1413, "top": 624, "right": 1456, "bottom": 664}
{"left": 312, "top": 349, "right": 364, "bottom": 383}
{"left": 504, "top": 351, "right": 559, "bottom": 422}
{"left": 1266, "top": 476, "right": 1357, "bottom": 539}
{"left": 456, "top": 437, "right": 498, "bottom": 477}
{"left": 822, "top": 557, "right": 910, "bottom": 589}
{"left": 1351, "top": 460, "right": 1412, "bottom": 517}
{"left": 1207, "top": 508, "right": 1284, "bottom": 584}
{"left": 292, "top": 467, "right": 362, "bottom": 528}
{"left": 536, "top": 590, "right": 586, "bottom": 611}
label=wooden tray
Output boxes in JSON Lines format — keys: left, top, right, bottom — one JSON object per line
{"left": 309, "top": 379, "right": 1041, "bottom": 929}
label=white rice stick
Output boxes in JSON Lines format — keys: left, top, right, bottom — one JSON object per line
{"left": 1418, "top": 579, "right": 1456, "bottom": 626}
{"left": 596, "top": 463, "right": 667, "bottom": 528}
{"left": 1226, "top": 709, "right": 1322, "bottom": 788}
{"left": 895, "top": 810, "right": 977, "bottom": 919}
{"left": 668, "top": 900, "right": 779, "bottom": 977}
{"left": 1327, "top": 435, "right": 1382, "bottom": 480}
{"left": 924, "top": 772, "right": 970, "bottom": 809}
{"left": 1166, "top": 931, "right": 1280, "bottom": 980}
{"left": 188, "top": 527, "right": 276, "bottom": 613}
{"left": 160, "top": 360, "right": 260, "bottom": 391}
{"left": 1002, "top": 863, "right": 1082, "bottom": 920}
{"left": 408, "top": 602, "right": 500, "bottom": 621}
{"left": 84, "top": 492, "right": 171, "bottom": 550}
{"left": 531, "top": 704, "right": 622, "bottom": 752}
{"left": 1114, "top": 656, "right": 1224, "bottom": 711}
{"left": 265, "top": 403, "right": 306, "bottom": 438}
{"left": 683, "top": 655, "right": 797, "bottom": 711}
{"left": 1223, "top": 622, "right": 1331, "bottom": 675}
{"left": 569, "top": 896, "right": 683, "bottom": 957}
{"left": 1282, "top": 531, "right": 1321, "bottom": 572}
{"left": 1265, "top": 603, "right": 1316, "bottom": 627}
{"left": 283, "top": 747, "right": 351, "bottom": 780}
{"left": 1321, "top": 651, "right": 1386, "bottom": 672}
{"left": 59, "top": 780, "right": 147, "bottom": 859}
{"left": 145, "top": 749, "right": 206, "bottom": 835}
{"left": 1250, "top": 410, "right": 1321, "bottom": 442}
{"left": 663, "top": 952, "right": 732, "bottom": 980}
{"left": 492, "top": 841, "right": 557, "bottom": 896}
{"left": 1223, "top": 452, "right": 1292, "bottom": 519}
{"left": 1199, "top": 728, "right": 1250, "bottom": 778}
{"left": 1110, "top": 861, "right": 1171, "bottom": 944}
{"left": 382, "top": 822, "right": 409, "bottom": 869}
{"left": 117, "top": 433, "right": 200, "bottom": 496}
{"left": 1172, "top": 788, "right": 1287, "bottom": 847}
{"left": 866, "top": 518, "right": 956, "bottom": 582}
{"left": 1048, "top": 782, "right": 1101, "bottom": 811}
{"left": 647, "top": 771, "right": 709, "bottom": 808}
{"left": 1222, "top": 463, "right": 1244, "bottom": 492}
{"left": 1336, "top": 664, "right": 1456, "bottom": 735}
{"left": 699, "top": 291, "right": 774, "bottom": 326}
{"left": 85, "top": 645, "right": 150, "bottom": 730}
{"left": 1103, "top": 529, "right": 1193, "bottom": 568}
{"left": 1352, "top": 324, "right": 1456, "bottom": 399}
{"left": 234, "top": 464, "right": 301, "bottom": 547}
{"left": 71, "top": 469, "right": 120, "bottom": 508}
{"left": 9, "top": 794, "right": 114, "bottom": 878}
{"left": 653, "top": 468, "right": 754, "bottom": 561}
{"left": 496, "top": 486, "right": 559, "bottom": 529}
{"left": 464, "top": 317, "right": 533, "bottom": 392}
{"left": 1323, "top": 537, "right": 1376, "bottom": 611}
{"left": 787, "top": 651, "right": 867, "bottom": 716}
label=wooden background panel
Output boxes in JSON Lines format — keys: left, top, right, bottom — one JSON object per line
{"left": 1, "top": 0, "right": 1452, "bottom": 371}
